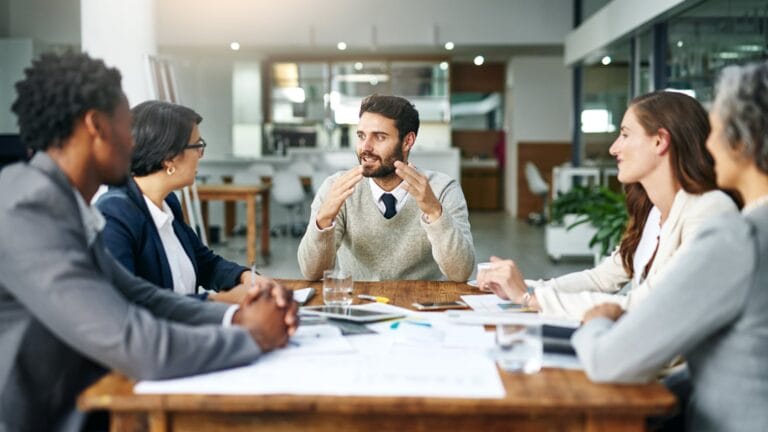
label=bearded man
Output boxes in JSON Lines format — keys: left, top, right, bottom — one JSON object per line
{"left": 298, "top": 94, "right": 475, "bottom": 281}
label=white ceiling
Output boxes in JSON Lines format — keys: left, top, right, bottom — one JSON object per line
{"left": 3, "top": 0, "right": 572, "bottom": 59}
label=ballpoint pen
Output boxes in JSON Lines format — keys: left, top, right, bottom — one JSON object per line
{"left": 357, "top": 294, "right": 390, "bottom": 303}
{"left": 390, "top": 319, "right": 432, "bottom": 329}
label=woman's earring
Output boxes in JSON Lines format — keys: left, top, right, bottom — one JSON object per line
{"left": 166, "top": 166, "right": 176, "bottom": 176}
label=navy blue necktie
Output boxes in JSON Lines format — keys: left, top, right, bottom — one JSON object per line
{"left": 381, "top": 193, "right": 397, "bottom": 219}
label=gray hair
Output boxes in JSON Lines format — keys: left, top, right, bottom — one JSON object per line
{"left": 712, "top": 61, "right": 768, "bottom": 174}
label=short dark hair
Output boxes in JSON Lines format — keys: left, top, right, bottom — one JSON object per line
{"left": 130, "top": 101, "right": 203, "bottom": 176}
{"left": 359, "top": 94, "right": 419, "bottom": 141}
{"left": 11, "top": 51, "right": 123, "bottom": 151}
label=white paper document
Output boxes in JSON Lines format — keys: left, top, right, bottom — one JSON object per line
{"left": 460, "top": 293, "right": 517, "bottom": 313}
{"left": 135, "top": 347, "right": 505, "bottom": 399}
{"left": 281, "top": 324, "right": 354, "bottom": 356}
{"left": 443, "top": 310, "right": 580, "bottom": 329}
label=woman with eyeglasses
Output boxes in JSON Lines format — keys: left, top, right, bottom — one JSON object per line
{"left": 96, "top": 101, "right": 263, "bottom": 303}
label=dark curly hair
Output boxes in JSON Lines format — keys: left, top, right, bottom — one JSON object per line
{"left": 359, "top": 94, "right": 420, "bottom": 141}
{"left": 11, "top": 51, "right": 123, "bottom": 151}
{"left": 130, "top": 100, "right": 203, "bottom": 176}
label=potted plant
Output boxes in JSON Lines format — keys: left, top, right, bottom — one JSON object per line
{"left": 546, "top": 186, "right": 628, "bottom": 261}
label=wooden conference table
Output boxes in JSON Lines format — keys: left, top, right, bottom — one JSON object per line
{"left": 195, "top": 183, "right": 270, "bottom": 265}
{"left": 79, "top": 280, "right": 676, "bottom": 432}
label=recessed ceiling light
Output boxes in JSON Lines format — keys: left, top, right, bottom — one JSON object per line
{"left": 337, "top": 42, "right": 347, "bottom": 51}
{"left": 439, "top": 61, "right": 449, "bottom": 70}
{"left": 676, "top": 40, "right": 684, "bottom": 48}
{"left": 354, "top": 62, "right": 363, "bottom": 71}
{"left": 230, "top": 42, "right": 240, "bottom": 51}
{"left": 473, "top": 55, "right": 484, "bottom": 66}
{"left": 444, "top": 41, "right": 455, "bottom": 51}
{"left": 717, "top": 52, "right": 739, "bottom": 59}
{"left": 601, "top": 56, "right": 611, "bottom": 65}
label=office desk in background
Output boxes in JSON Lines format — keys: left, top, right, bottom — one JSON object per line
{"left": 195, "top": 184, "right": 270, "bottom": 265}
{"left": 78, "top": 280, "right": 676, "bottom": 432}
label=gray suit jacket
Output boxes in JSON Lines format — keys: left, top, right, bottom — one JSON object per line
{"left": 572, "top": 205, "right": 768, "bottom": 432}
{"left": 0, "top": 154, "right": 261, "bottom": 432}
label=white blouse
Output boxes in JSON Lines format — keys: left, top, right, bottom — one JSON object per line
{"left": 143, "top": 195, "right": 197, "bottom": 295}
{"left": 632, "top": 206, "right": 662, "bottom": 287}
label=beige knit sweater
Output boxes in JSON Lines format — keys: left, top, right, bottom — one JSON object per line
{"left": 297, "top": 171, "right": 475, "bottom": 281}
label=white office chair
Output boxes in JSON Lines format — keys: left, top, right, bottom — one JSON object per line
{"left": 525, "top": 161, "right": 550, "bottom": 226}
{"left": 311, "top": 171, "right": 330, "bottom": 196}
{"left": 270, "top": 170, "right": 307, "bottom": 237}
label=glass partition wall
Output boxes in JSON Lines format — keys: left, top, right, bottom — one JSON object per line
{"left": 574, "top": 0, "right": 767, "bottom": 166}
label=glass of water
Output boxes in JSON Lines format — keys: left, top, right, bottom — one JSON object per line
{"left": 495, "top": 319, "right": 543, "bottom": 374}
{"left": 322, "top": 270, "right": 353, "bottom": 307}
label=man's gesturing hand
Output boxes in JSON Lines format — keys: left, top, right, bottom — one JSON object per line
{"left": 315, "top": 166, "right": 363, "bottom": 229}
{"left": 394, "top": 161, "right": 442, "bottom": 222}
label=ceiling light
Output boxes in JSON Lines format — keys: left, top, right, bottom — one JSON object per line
{"left": 439, "top": 61, "right": 449, "bottom": 71}
{"left": 601, "top": 56, "right": 611, "bottom": 65}
{"left": 676, "top": 40, "right": 683, "bottom": 48}
{"left": 444, "top": 41, "right": 455, "bottom": 50}
{"left": 717, "top": 52, "right": 739, "bottom": 59}
{"left": 230, "top": 42, "right": 240, "bottom": 51}
{"left": 736, "top": 44, "right": 763, "bottom": 52}
{"left": 337, "top": 42, "right": 347, "bottom": 51}
{"left": 473, "top": 55, "right": 484, "bottom": 66}
{"left": 354, "top": 62, "right": 363, "bottom": 71}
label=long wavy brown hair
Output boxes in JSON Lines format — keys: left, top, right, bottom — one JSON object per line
{"left": 618, "top": 91, "right": 718, "bottom": 277}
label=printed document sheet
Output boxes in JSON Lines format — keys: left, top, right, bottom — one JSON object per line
{"left": 135, "top": 346, "right": 505, "bottom": 399}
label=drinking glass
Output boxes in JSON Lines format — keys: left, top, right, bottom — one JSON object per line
{"left": 322, "top": 270, "right": 353, "bottom": 307}
{"left": 495, "top": 319, "right": 543, "bottom": 374}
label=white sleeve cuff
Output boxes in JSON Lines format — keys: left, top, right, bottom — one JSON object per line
{"left": 222, "top": 304, "right": 240, "bottom": 327}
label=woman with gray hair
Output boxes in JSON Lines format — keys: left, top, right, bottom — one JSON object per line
{"left": 571, "top": 61, "right": 768, "bottom": 431}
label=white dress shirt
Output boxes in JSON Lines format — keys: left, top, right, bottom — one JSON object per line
{"left": 143, "top": 195, "right": 197, "bottom": 296}
{"left": 368, "top": 178, "right": 409, "bottom": 215}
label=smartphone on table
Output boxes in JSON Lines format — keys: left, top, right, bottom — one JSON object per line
{"left": 411, "top": 301, "right": 469, "bottom": 311}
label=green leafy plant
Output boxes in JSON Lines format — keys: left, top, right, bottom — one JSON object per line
{"left": 550, "top": 186, "right": 628, "bottom": 257}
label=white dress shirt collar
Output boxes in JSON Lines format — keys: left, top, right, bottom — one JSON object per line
{"left": 368, "top": 178, "right": 409, "bottom": 215}
{"left": 143, "top": 195, "right": 197, "bottom": 295}
{"left": 73, "top": 188, "right": 106, "bottom": 247}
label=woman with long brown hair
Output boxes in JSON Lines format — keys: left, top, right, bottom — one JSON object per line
{"left": 479, "top": 91, "right": 738, "bottom": 320}
{"left": 573, "top": 60, "right": 768, "bottom": 432}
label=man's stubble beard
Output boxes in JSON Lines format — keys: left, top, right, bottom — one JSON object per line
{"left": 359, "top": 143, "right": 405, "bottom": 179}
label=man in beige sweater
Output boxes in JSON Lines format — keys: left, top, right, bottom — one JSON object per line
{"left": 298, "top": 95, "right": 474, "bottom": 281}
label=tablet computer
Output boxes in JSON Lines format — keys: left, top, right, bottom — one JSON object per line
{"left": 299, "top": 306, "right": 404, "bottom": 323}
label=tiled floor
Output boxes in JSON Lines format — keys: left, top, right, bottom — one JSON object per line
{"left": 215, "top": 210, "right": 591, "bottom": 281}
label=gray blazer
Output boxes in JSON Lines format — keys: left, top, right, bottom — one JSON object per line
{"left": 0, "top": 154, "right": 261, "bottom": 432}
{"left": 572, "top": 205, "right": 768, "bottom": 432}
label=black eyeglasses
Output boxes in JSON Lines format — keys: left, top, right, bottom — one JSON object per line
{"left": 184, "top": 138, "right": 207, "bottom": 156}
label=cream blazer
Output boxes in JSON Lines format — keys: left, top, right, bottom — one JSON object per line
{"left": 531, "top": 189, "right": 738, "bottom": 320}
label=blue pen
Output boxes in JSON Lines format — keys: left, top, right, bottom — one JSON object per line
{"left": 390, "top": 320, "right": 432, "bottom": 329}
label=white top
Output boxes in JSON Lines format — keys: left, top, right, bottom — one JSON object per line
{"left": 143, "top": 195, "right": 197, "bottom": 295}
{"left": 632, "top": 206, "right": 662, "bottom": 287}
{"left": 529, "top": 189, "right": 739, "bottom": 320}
{"left": 368, "top": 178, "right": 409, "bottom": 215}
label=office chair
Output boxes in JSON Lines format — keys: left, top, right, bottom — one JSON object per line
{"left": 270, "top": 170, "right": 307, "bottom": 238}
{"left": 525, "top": 161, "right": 550, "bottom": 226}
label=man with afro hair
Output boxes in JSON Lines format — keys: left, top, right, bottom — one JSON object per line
{"left": 0, "top": 51, "right": 298, "bottom": 431}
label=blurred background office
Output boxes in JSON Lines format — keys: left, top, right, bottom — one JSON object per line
{"left": 0, "top": 0, "right": 765, "bottom": 278}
